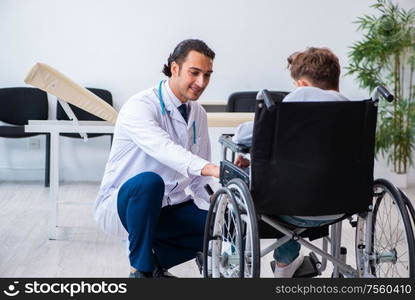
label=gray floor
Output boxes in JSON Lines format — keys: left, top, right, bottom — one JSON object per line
{"left": 0, "top": 182, "right": 414, "bottom": 278}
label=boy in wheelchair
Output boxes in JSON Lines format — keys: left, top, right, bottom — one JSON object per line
{"left": 234, "top": 47, "right": 348, "bottom": 277}
{"left": 201, "top": 47, "right": 414, "bottom": 278}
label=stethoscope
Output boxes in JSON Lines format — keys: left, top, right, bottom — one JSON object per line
{"left": 158, "top": 80, "right": 199, "bottom": 153}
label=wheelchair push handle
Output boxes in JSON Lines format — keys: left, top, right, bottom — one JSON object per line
{"left": 371, "top": 85, "right": 394, "bottom": 102}
{"left": 256, "top": 89, "right": 278, "bottom": 110}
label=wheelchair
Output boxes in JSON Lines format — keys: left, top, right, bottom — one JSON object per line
{"left": 200, "top": 87, "right": 415, "bottom": 278}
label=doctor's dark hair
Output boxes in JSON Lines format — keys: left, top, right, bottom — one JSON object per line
{"left": 287, "top": 47, "right": 340, "bottom": 90}
{"left": 162, "top": 39, "right": 215, "bottom": 77}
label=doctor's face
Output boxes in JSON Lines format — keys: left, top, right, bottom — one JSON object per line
{"left": 170, "top": 50, "right": 213, "bottom": 102}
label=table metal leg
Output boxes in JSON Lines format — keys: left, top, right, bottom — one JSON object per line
{"left": 48, "top": 132, "right": 59, "bottom": 240}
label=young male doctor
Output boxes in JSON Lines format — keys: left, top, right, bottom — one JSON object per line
{"left": 94, "top": 39, "right": 219, "bottom": 278}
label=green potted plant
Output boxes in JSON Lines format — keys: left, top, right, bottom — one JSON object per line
{"left": 347, "top": 0, "right": 415, "bottom": 184}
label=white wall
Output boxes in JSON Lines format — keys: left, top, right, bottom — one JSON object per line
{"left": 0, "top": 0, "right": 413, "bottom": 182}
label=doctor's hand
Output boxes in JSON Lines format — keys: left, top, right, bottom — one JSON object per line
{"left": 235, "top": 154, "right": 251, "bottom": 168}
{"left": 201, "top": 163, "right": 220, "bottom": 178}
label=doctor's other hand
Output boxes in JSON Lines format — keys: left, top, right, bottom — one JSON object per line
{"left": 235, "top": 154, "right": 251, "bottom": 168}
{"left": 201, "top": 163, "right": 220, "bottom": 178}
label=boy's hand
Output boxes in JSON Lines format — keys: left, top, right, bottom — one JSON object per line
{"left": 234, "top": 154, "right": 251, "bottom": 168}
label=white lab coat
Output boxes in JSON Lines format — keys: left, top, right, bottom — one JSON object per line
{"left": 94, "top": 81, "right": 213, "bottom": 239}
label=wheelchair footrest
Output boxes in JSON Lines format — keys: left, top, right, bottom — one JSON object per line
{"left": 293, "top": 253, "right": 321, "bottom": 278}
{"left": 270, "top": 252, "right": 321, "bottom": 278}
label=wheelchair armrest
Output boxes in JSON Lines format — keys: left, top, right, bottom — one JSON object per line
{"left": 219, "top": 134, "right": 251, "bottom": 154}
{"left": 220, "top": 160, "right": 250, "bottom": 187}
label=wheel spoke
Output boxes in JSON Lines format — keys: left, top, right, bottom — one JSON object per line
{"left": 375, "top": 219, "right": 392, "bottom": 250}
{"left": 397, "top": 250, "right": 408, "bottom": 260}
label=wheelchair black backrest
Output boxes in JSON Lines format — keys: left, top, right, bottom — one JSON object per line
{"left": 251, "top": 99, "right": 377, "bottom": 216}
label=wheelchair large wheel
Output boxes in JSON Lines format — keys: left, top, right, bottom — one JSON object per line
{"left": 203, "top": 186, "right": 244, "bottom": 277}
{"left": 203, "top": 179, "right": 260, "bottom": 278}
{"left": 356, "top": 179, "right": 415, "bottom": 278}
{"left": 226, "top": 179, "right": 260, "bottom": 277}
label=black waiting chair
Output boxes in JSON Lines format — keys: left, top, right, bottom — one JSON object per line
{"left": 56, "top": 87, "right": 114, "bottom": 143}
{"left": 0, "top": 87, "right": 50, "bottom": 186}
{"left": 226, "top": 91, "right": 289, "bottom": 112}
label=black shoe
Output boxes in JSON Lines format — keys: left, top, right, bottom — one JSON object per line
{"left": 153, "top": 267, "right": 177, "bottom": 278}
{"left": 152, "top": 252, "right": 177, "bottom": 278}
{"left": 129, "top": 270, "right": 153, "bottom": 278}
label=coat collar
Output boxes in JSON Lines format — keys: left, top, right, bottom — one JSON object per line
{"left": 162, "top": 80, "right": 195, "bottom": 127}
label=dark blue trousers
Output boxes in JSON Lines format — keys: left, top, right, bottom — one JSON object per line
{"left": 117, "top": 172, "right": 207, "bottom": 272}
